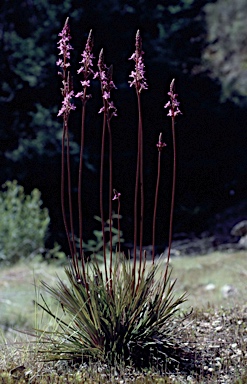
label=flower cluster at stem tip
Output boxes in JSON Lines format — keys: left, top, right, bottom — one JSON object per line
{"left": 75, "top": 30, "right": 95, "bottom": 100}
{"left": 164, "top": 79, "right": 182, "bottom": 117}
{"left": 95, "top": 49, "right": 117, "bottom": 118}
{"left": 56, "top": 19, "right": 76, "bottom": 117}
{"left": 112, "top": 189, "right": 121, "bottom": 201}
{"left": 156, "top": 132, "right": 166, "bottom": 152}
{"left": 129, "top": 30, "right": 148, "bottom": 93}
{"left": 56, "top": 18, "right": 73, "bottom": 69}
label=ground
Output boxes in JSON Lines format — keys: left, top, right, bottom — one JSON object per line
{"left": 0, "top": 249, "right": 247, "bottom": 383}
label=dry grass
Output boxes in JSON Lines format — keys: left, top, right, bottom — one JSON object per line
{"left": 0, "top": 261, "right": 67, "bottom": 340}
{"left": 156, "top": 250, "right": 247, "bottom": 309}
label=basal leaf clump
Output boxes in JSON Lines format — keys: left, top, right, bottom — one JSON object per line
{"left": 38, "top": 255, "right": 186, "bottom": 368}
{"left": 35, "top": 19, "right": 187, "bottom": 372}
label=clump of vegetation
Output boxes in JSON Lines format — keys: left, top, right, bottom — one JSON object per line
{"left": 1, "top": 253, "right": 247, "bottom": 383}
{"left": 33, "top": 18, "right": 188, "bottom": 372}
{"left": 0, "top": 180, "right": 50, "bottom": 264}
{"left": 39, "top": 257, "right": 187, "bottom": 368}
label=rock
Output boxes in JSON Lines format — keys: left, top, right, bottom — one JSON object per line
{"left": 221, "top": 284, "right": 237, "bottom": 298}
{"left": 205, "top": 283, "right": 216, "bottom": 291}
{"left": 239, "top": 234, "right": 247, "bottom": 249}
{"left": 231, "top": 220, "right": 247, "bottom": 249}
{"left": 231, "top": 220, "right": 247, "bottom": 237}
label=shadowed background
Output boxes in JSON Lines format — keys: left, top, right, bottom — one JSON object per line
{"left": 0, "top": 0, "right": 246, "bottom": 254}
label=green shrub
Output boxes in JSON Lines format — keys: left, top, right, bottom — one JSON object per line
{"left": 0, "top": 180, "right": 50, "bottom": 264}
{"left": 81, "top": 215, "right": 124, "bottom": 262}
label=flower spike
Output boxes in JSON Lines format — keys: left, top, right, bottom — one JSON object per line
{"left": 129, "top": 30, "right": 148, "bottom": 93}
{"left": 56, "top": 17, "right": 73, "bottom": 69}
{"left": 75, "top": 30, "right": 95, "bottom": 100}
{"left": 77, "top": 29, "right": 94, "bottom": 77}
{"left": 56, "top": 18, "right": 76, "bottom": 118}
{"left": 96, "top": 49, "right": 117, "bottom": 118}
{"left": 164, "top": 79, "right": 182, "bottom": 118}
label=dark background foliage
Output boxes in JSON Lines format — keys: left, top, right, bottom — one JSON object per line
{"left": 0, "top": 0, "right": 246, "bottom": 253}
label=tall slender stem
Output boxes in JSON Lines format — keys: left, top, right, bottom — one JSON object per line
{"left": 152, "top": 133, "right": 166, "bottom": 264}
{"left": 164, "top": 117, "right": 176, "bottom": 282}
{"left": 78, "top": 89, "right": 86, "bottom": 261}
{"left": 76, "top": 29, "right": 94, "bottom": 292}
{"left": 117, "top": 198, "right": 121, "bottom": 254}
{"left": 163, "top": 78, "right": 181, "bottom": 283}
{"left": 138, "top": 93, "right": 144, "bottom": 263}
{"left": 61, "top": 122, "right": 74, "bottom": 260}
{"left": 152, "top": 152, "right": 161, "bottom": 263}
{"left": 58, "top": 20, "right": 75, "bottom": 265}
{"left": 57, "top": 20, "right": 92, "bottom": 293}
{"left": 97, "top": 51, "right": 117, "bottom": 291}
{"left": 129, "top": 30, "right": 148, "bottom": 292}
{"left": 107, "top": 118, "right": 113, "bottom": 288}
{"left": 78, "top": 89, "right": 89, "bottom": 290}
{"left": 113, "top": 189, "right": 121, "bottom": 256}
{"left": 133, "top": 112, "right": 140, "bottom": 290}
{"left": 136, "top": 92, "right": 144, "bottom": 292}
{"left": 100, "top": 108, "right": 108, "bottom": 285}
{"left": 66, "top": 128, "right": 79, "bottom": 277}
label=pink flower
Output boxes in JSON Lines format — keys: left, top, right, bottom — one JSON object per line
{"left": 57, "top": 90, "right": 76, "bottom": 117}
{"left": 73, "top": 31, "right": 95, "bottom": 103}
{"left": 97, "top": 49, "right": 117, "bottom": 118}
{"left": 80, "top": 80, "right": 90, "bottom": 87}
{"left": 77, "top": 30, "right": 94, "bottom": 86}
{"left": 56, "top": 19, "right": 76, "bottom": 117}
{"left": 74, "top": 91, "right": 84, "bottom": 98}
{"left": 156, "top": 133, "right": 167, "bottom": 152}
{"left": 103, "top": 91, "right": 110, "bottom": 100}
{"left": 164, "top": 79, "right": 182, "bottom": 118}
{"left": 128, "top": 30, "right": 148, "bottom": 93}
{"left": 112, "top": 189, "right": 121, "bottom": 200}
{"left": 57, "top": 18, "right": 73, "bottom": 70}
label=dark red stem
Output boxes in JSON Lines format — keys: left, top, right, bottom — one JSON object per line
{"left": 66, "top": 128, "right": 79, "bottom": 276}
{"left": 107, "top": 117, "right": 113, "bottom": 291}
{"left": 136, "top": 92, "right": 144, "bottom": 292}
{"left": 117, "top": 198, "right": 121, "bottom": 254}
{"left": 152, "top": 151, "right": 161, "bottom": 263}
{"left": 164, "top": 116, "right": 176, "bottom": 282}
{"left": 61, "top": 122, "right": 74, "bottom": 260}
{"left": 132, "top": 98, "right": 140, "bottom": 291}
{"left": 78, "top": 88, "right": 89, "bottom": 291}
{"left": 100, "top": 106, "right": 108, "bottom": 285}
{"left": 78, "top": 89, "right": 86, "bottom": 260}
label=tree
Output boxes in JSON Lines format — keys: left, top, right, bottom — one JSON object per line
{"left": 0, "top": 0, "right": 73, "bottom": 164}
{"left": 200, "top": 0, "right": 247, "bottom": 105}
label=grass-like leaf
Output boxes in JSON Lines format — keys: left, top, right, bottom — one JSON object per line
{"left": 35, "top": 255, "right": 187, "bottom": 369}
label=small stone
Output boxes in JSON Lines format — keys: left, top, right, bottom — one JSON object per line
{"left": 212, "top": 320, "right": 221, "bottom": 327}
{"left": 221, "top": 284, "right": 237, "bottom": 298}
{"left": 205, "top": 283, "right": 216, "bottom": 291}
{"left": 215, "top": 326, "right": 223, "bottom": 332}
